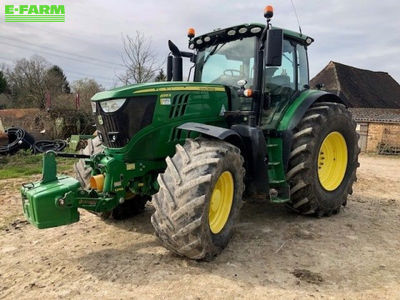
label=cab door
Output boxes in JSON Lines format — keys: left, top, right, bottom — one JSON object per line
{"left": 261, "top": 38, "right": 309, "bottom": 129}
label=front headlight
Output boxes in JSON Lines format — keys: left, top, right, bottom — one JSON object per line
{"left": 99, "top": 98, "right": 127, "bottom": 113}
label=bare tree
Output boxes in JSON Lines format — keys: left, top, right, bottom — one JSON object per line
{"left": 71, "top": 78, "right": 103, "bottom": 113}
{"left": 5, "top": 56, "right": 70, "bottom": 109}
{"left": 117, "top": 31, "right": 161, "bottom": 85}
{"left": 5, "top": 56, "right": 49, "bottom": 108}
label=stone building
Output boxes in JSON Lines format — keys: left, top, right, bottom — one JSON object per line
{"left": 311, "top": 61, "right": 400, "bottom": 153}
{"left": 350, "top": 108, "right": 400, "bottom": 154}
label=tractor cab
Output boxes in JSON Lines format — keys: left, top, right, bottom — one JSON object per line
{"left": 167, "top": 13, "right": 314, "bottom": 129}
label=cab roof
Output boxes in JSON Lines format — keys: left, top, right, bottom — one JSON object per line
{"left": 189, "top": 23, "right": 313, "bottom": 50}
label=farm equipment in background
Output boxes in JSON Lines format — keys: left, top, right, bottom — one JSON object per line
{"left": 0, "top": 127, "right": 67, "bottom": 155}
{"left": 68, "top": 134, "right": 96, "bottom": 151}
{"left": 21, "top": 6, "right": 359, "bottom": 260}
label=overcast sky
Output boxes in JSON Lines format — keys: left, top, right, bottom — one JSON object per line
{"left": 1, "top": 0, "right": 399, "bottom": 89}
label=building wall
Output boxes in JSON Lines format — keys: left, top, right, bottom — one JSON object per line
{"left": 366, "top": 123, "right": 400, "bottom": 152}
{"left": 357, "top": 123, "right": 368, "bottom": 152}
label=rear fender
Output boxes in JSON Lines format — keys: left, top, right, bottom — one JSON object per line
{"left": 277, "top": 90, "right": 345, "bottom": 171}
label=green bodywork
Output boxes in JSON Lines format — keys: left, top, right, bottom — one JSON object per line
{"left": 21, "top": 82, "right": 230, "bottom": 227}
{"left": 20, "top": 23, "right": 322, "bottom": 229}
{"left": 22, "top": 152, "right": 80, "bottom": 228}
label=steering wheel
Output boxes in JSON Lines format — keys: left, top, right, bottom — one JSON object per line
{"left": 223, "top": 69, "right": 244, "bottom": 77}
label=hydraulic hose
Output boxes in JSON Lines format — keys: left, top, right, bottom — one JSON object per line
{"left": 0, "top": 127, "right": 67, "bottom": 155}
{"left": 0, "top": 127, "right": 35, "bottom": 155}
{"left": 33, "top": 140, "right": 67, "bottom": 153}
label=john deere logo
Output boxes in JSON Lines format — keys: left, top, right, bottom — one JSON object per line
{"left": 4, "top": 4, "right": 65, "bottom": 22}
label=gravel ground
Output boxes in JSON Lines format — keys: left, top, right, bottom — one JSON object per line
{"left": 0, "top": 154, "right": 399, "bottom": 299}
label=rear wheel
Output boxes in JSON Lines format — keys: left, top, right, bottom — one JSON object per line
{"left": 74, "top": 137, "right": 147, "bottom": 220}
{"left": 286, "top": 102, "right": 360, "bottom": 216}
{"left": 151, "top": 138, "right": 245, "bottom": 260}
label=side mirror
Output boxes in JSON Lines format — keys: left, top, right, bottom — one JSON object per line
{"left": 265, "top": 29, "right": 283, "bottom": 66}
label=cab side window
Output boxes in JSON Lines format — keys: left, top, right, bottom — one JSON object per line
{"left": 262, "top": 39, "right": 297, "bottom": 125}
{"left": 265, "top": 39, "right": 296, "bottom": 97}
{"left": 297, "top": 44, "right": 309, "bottom": 90}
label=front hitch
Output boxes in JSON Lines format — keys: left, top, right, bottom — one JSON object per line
{"left": 21, "top": 151, "right": 121, "bottom": 229}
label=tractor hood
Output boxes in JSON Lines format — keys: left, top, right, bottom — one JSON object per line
{"left": 91, "top": 82, "right": 226, "bottom": 101}
{"left": 92, "top": 81, "right": 228, "bottom": 148}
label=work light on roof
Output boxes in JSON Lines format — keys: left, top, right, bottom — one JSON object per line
{"left": 227, "top": 29, "right": 236, "bottom": 36}
{"left": 196, "top": 38, "right": 203, "bottom": 45}
{"left": 204, "top": 36, "right": 211, "bottom": 42}
{"left": 250, "top": 27, "right": 262, "bottom": 34}
{"left": 238, "top": 27, "right": 248, "bottom": 34}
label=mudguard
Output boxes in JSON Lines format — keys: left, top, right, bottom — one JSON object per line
{"left": 277, "top": 90, "right": 345, "bottom": 170}
{"left": 279, "top": 90, "right": 345, "bottom": 132}
{"left": 178, "top": 122, "right": 269, "bottom": 193}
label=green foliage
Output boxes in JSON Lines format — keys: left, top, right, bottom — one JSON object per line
{"left": 0, "top": 71, "right": 7, "bottom": 93}
{"left": 0, "top": 150, "right": 75, "bottom": 179}
{"left": 46, "top": 65, "right": 71, "bottom": 94}
{"left": 155, "top": 69, "right": 166, "bottom": 82}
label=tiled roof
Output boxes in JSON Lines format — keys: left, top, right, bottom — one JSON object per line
{"left": 349, "top": 108, "right": 400, "bottom": 123}
{"left": 311, "top": 61, "right": 400, "bottom": 109}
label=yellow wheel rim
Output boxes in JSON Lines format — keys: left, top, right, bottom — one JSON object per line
{"left": 209, "top": 171, "right": 234, "bottom": 234}
{"left": 318, "top": 131, "right": 348, "bottom": 191}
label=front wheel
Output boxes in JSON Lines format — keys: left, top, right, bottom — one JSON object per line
{"left": 151, "top": 138, "right": 245, "bottom": 260}
{"left": 286, "top": 102, "right": 360, "bottom": 216}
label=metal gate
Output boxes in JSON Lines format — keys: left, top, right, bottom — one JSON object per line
{"left": 378, "top": 126, "right": 400, "bottom": 155}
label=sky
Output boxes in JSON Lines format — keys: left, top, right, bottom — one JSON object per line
{"left": 0, "top": 0, "right": 399, "bottom": 89}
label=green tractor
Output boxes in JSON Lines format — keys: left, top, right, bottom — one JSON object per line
{"left": 21, "top": 6, "right": 359, "bottom": 260}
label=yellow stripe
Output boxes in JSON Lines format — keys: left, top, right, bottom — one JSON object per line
{"left": 133, "top": 86, "right": 225, "bottom": 94}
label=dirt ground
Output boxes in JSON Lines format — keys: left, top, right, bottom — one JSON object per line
{"left": 1, "top": 154, "right": 399, "bottom": 299}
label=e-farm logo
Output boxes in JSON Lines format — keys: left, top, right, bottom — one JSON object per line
{"left": 4, "top": 4, "right": 65, "bottom": 22}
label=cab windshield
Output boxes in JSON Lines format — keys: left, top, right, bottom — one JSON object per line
{"left": 194, "top": 36, "right": 256, "bottom": 88}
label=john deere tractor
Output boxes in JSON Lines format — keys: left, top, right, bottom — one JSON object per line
{"left": 21, "top": 6, "right": 359, "bottom": 260}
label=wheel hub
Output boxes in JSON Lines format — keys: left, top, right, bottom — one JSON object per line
{"left": 209, "top": 171, "right": 234, "bottom": 234}
{"left": 318, "top": 131, "right": 348, "bottom": 191}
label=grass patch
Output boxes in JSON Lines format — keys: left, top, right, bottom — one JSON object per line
{"left": 0, "top": 150, "right": 75, "bottom": 180}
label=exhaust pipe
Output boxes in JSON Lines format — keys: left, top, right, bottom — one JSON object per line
{"left": 167, "top": 55, "right": 173, "bottom": 81}
{"left": 168, "top": 40, "right": 183, "bottom": 81}
{"left": 167, "top": 40, "right": 196, "bottom": 81}
{"left": 172, "top": 56, "right": 183, "bottom": 81}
